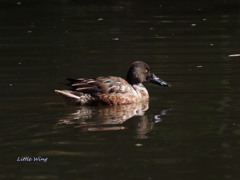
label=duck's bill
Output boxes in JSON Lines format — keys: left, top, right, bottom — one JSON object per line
{"left": 149, "top": 74, "right": 170, "bottom": 87}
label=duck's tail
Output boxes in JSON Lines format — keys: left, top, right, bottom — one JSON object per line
{"left": 55, "top": 90, "right": 95, "bottom": 105}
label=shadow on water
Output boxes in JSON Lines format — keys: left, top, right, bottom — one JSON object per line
{"left": 0, "top": 0, "right": 240, "bottom": 179}
{"left": 57, "top": 101, "right": 171, "bottom": 139}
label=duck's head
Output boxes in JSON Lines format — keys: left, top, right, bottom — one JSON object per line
{"left": 126, "top": 61, "right": 170, "bottom": 87}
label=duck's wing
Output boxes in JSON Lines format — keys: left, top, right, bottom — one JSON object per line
{"left": 67, "top": 76, "right": 131, "bottom": 94}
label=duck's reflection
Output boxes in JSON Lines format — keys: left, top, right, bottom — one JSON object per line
{"left": 58, "top": 101, "right": 170, "bottom": 138}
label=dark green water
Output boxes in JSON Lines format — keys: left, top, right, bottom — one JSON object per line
{"left": 1, "top": 1, "right": 240, "bottom": 179}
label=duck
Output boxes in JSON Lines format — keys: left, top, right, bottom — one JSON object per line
{"left": 55, "top": 61, "right": 170, "bottom": 105}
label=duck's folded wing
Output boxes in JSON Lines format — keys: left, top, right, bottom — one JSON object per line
{"left": 67, "top": 76, "right": 131, "bottom": 95}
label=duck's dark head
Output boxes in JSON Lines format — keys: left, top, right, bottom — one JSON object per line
{"left": 126, "top": 61, "right": 170, "bottom": 87}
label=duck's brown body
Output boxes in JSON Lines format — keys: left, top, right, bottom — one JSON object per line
{"left": 55, "top": 61, "right": 170, "bottom": 105}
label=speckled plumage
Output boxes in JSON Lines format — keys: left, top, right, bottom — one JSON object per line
{"left": 55, "top": 61, "right": 170, "bottom": 105}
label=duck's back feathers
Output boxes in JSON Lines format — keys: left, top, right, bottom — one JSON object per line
{"left": 55, "top": 76, "right": 143, "bottom": 105}
{"left": 67, "top": 76, "right": 131, "bottom": 95}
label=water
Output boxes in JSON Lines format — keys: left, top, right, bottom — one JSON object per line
{"left": 1, "top": 1, "right": 240, "bottom": 179}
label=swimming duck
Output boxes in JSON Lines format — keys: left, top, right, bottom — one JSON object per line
{"left": 55, "top": 61, "right": 170, "bottom": 105}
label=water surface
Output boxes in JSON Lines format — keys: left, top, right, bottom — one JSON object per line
{"left": 1, "top": 1, "right": 240, "bottom": 179}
